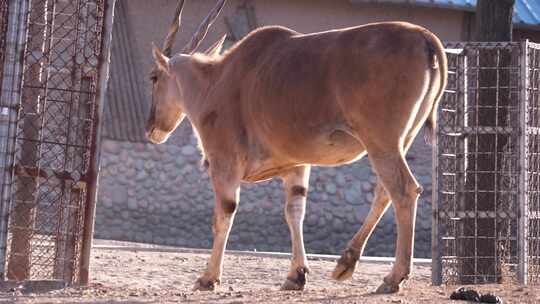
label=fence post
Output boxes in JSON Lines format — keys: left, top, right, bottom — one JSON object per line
{"left": 518, "top": 39, "right": 529, "bottom": 285}
{"left": 431, "top": 101, "right": 442, "bottom": 286}
{"left": 79, "top": 0, "right": 116, "bottom": 286}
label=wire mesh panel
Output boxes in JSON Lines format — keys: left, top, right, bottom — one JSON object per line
{"left": 433, "top": 41, "right": 540, "bottom": 285}
{"left": 433, "top": 42, "right": 524, "bottom": 285}
{"left": 525, "top": 42, "right": 540, "bottom": 284}
{"left": 432, "top": 48, "right": 464, "bottom": 285}
{"left": 0, "top": 0, "right": 111, "bottom": 285}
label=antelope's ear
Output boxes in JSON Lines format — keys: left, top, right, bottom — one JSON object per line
{"left": 152, "top": 43, "right": 170, "bottom": 74}
{"left": 205, "top": 34, "right": 227, "bottom": 57}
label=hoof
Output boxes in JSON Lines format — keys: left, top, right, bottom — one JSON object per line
{"left": 281, "top": 267, "right": 308, "bottom": 291}
{"left": 374, "top": 281, "right": 400, "bottom": 294}
{"left": 193, "top": 278, "right": 219, "bottom": 291}
{"left": 331, "top": 248, "right": 360, "bottom": 281}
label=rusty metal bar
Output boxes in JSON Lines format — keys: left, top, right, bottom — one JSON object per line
{"left": 78, "top": 0, "right": 115, "bottom": 286}
{"left": 7, "top": 114, "right": 39, "bottom": 281}
{"left": 13, "top": 164, "right": 84, "bottom": 182}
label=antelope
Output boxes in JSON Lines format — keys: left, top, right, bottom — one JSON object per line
{"left": 145, "top": 0, "right": 447, "bottom": 294}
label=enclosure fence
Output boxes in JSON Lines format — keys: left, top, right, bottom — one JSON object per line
{"left": 433, "top": 41, "right": 540, "bottom": 285}
{"left": 0, "top": 0, "right": 114, "bottom": 285}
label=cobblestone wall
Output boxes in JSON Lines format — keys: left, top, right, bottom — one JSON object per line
{"left": 95, "top": 124, "right": 434, "bottom": 258}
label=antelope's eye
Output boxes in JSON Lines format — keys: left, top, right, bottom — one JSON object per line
{"left": 149, "top": 75, "right": 158, "bottom": 82}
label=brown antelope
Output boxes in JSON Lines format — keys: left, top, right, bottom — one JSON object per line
{"left": 146, "top": 0, "right": 447, "bottom": 294}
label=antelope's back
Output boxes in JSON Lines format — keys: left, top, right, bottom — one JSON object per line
{"left": 230, "top": 23, "right": 437, "bottom": 153}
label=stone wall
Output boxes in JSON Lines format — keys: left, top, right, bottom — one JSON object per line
{"left": 95, "top": 124, "right": 434, "bottom": 258}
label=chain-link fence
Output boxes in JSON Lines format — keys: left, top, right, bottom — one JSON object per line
{"left": 433, "top": 41, "right": 540, "bottom": 285}
{"left": 0, "top": 0, "right": 114, "bottom": 285}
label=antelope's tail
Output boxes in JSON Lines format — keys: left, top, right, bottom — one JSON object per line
{"left": 422, "top": 30, "right": 448, "bottom": 146}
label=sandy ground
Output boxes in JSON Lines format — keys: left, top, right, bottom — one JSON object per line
{"left": 0, "top": 242, "right": 538, "bottom": 304}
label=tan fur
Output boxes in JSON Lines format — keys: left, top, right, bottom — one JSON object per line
{"left": 147, "top": 22, "right": 448, "bottom": 293}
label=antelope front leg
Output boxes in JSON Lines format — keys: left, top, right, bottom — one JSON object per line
{"left": 280, "top": 166, "right": 311, "bottom": 291}
{"left": 193, "top": 174, "right": 240, "bottom": 291}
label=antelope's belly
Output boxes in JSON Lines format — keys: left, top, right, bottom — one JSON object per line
{"left": 243, "top": 129, "right": 366, "bottom": 182}
{"left": 302, "top": 129, "right": 367, "bottom": 165}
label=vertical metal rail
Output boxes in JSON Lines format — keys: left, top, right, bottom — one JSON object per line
{"left": 431, "top": 91, "right": 441, "bottom": 285}
{"left": 79, "top": 0, "right": 115, "bottom": 286}
{"left": 432, "top": 48, "right": 465, "bottom": 285}
{"left": 457, "top": 50, "right": 468, "bottom": 284}
{"left": 529, "top": 41, "right": 540, "bottom": 285}
{"left": 0, "top": 0, "right": 29, "bottom": 280}
{"left": 518, "top": 39, "right": 530, "bottom": 285}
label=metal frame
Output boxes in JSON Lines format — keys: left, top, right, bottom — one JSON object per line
{"left": 433, "top": 40, "right": 540, "bottom": 285}
{"left": 0, "top": 0, "right": 114, "bottom": 285}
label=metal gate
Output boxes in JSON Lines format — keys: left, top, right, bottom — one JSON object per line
{"left": 432, "top": 41, "right": 540, "bottom": 285}
{"left": 0, "top": 0, "right": 114, "bottom": 285}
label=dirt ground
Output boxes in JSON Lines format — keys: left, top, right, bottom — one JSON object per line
{"left": 0, "top": 242, "right": 538, "bottom": 304}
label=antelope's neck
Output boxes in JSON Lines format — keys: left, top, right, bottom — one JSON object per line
{"left": 180, "top": 56, "right": 224, "bottom": 121}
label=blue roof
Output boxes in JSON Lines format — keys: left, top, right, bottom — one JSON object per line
{"left": 350, "top": 0, "right": 540, "bottom": 29}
